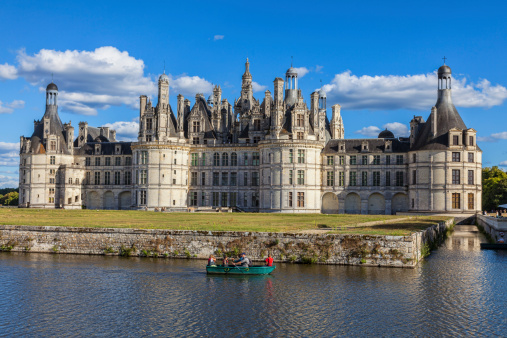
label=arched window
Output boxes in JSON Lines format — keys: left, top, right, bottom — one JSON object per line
{"left": 231, "top": 152, "right": 238, "bottom": 166}
{"left": 213, "top": 153, "right": 220, "bottom": 166}
{"left": 222, "top": 152, "right": 229, "bottom": 166}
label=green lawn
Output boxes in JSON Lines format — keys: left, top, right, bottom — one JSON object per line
{"left": 0, "top": 209, "right": 451, "bottom": 235}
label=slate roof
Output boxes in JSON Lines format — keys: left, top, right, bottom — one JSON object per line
{"left": 29, "top": 106, "right": 71, "bottom": 155}
{"left": 323, "top": 138, "right": 410, "bottom": 154}
{"left": 75, "top": 142, "right": 133, "bottom": 155}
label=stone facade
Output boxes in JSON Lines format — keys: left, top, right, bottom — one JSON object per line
{"left": 18, "top": 61, "right": 481, "bottom": 214}
{"left": 0, "top": 218, "right": 454, "bottom": 267}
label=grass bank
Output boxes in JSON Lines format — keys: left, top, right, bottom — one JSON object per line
{"left": 0, "top": 209, "right": 450, "bottom": 235}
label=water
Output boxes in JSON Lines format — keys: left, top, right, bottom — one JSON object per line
{"left": 0, "top": 225, "right": 505, "bottom": 337}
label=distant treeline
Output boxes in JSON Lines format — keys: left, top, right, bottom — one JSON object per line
{"left": 0, "top": 188, "right": 18, "bottom": 206}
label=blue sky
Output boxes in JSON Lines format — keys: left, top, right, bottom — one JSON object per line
{"left": 0, "top": 0, "right": 506, "bottom": 187}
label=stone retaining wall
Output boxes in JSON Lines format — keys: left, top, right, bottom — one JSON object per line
{"left": 477, "top": 215, "right": 507, "bottom": 241}
{"left": 0, "top": 219, "right": 454, "bottom": 268}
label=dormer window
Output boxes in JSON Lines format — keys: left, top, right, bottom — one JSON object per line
{"left": 193, "top": 121, "right": 200, "bottom": 133}
{"left": 453, "top": 135, "right": 459, "bottom": 145}
{"left": 95, "top": 144, "right": 100, "bottom": 154}
{"left": 469, "top": 136, "right": 474, "bottom": 146}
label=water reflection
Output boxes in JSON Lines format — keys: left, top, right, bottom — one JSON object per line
{"left": 0, "top": 225, "right": 505, "bottom": 337}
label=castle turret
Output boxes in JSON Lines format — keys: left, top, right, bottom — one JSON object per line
{"left": 284, "top": 65, "right": 298, "bottom": 106}
{"left": 157, "top": 72, "right": 169, "bottom": 108}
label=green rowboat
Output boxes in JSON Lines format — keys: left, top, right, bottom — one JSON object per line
{"left": 206, "top": 265, "right": 276, "bottom": 275}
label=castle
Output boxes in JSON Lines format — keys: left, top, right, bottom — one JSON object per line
{"left": 18, "top": 60, "right": 482, "bottom": 214}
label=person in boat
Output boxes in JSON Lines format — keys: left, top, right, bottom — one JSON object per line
{"left": 265, "top": 253, "right": 273, "bottom": 267}
{"left": 207, "top": 254, "right": 217, "bottom": 267}
{"left": 222, "top": 254, "right": 229, "bottom": 266}
{"left": 232, "top": 253, "right": 250, "bottom": 267}
{"left": 498, "top": 235, "right": 505, "bottom": 244}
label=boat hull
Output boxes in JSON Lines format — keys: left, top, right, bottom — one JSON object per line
{"left": 206, "top": 265, "right": 276, "bottom": 275}
{"left": 480, "top": 243, "right": 507, "bottom": 250}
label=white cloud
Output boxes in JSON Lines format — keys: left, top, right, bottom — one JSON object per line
{"left": 0, "top": 142, "right": 19, "bottom": 152}
{"left": 315, "top": 65, "right": 324, "bottom": 73}
{"left": 103, "top": 119, "right": 139, "bottom": 141}
{"left": 0, "top": 174, "right": 18, "bottom": 188}
{"left": 0, "top": 63, "right": 18, "bottom": 80}
{"left": 323, "top": 70, "right": 507, "bottom": 110}
{"left": 0, "top": 100, "right": 25, "bottom": 114}
{"left": 252, "top": 81, "right": 267, "bottom": 92}
{"left": 293, "top": 67, "right": 310, "bottom": 78}
{"left": 355, "top": 122, "right": 409, "bottom": 138}
{"left": 10, "top": 46, "right": 156, "bottom": 115}
{"left": 0, "top": 151, "right": 19, "bottom": 167}
{"left": 170, "top": 75, "right": 212, "bottom": 96}
{"left": 213, "top": 35, "right": 224, "bottom": 41}
{"left": 478, "top": 131, "right": 507, "bottom": 143}
{"left": 355, "top": 126, "right": 381, "bottom": 137}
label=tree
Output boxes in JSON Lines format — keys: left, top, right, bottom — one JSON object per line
{"left": 482, "top": 166, "right": 507, "bottom": 211}
{"left": 0, "top": 191, "right": 18, "bottom": 206}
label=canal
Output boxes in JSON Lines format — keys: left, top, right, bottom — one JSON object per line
{"left": 0, "top": 225, "right": 505, "bottom": 337}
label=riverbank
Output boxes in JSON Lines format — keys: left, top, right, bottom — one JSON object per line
{"left": 0, "top": 217, "right": 455, "bottom": 267}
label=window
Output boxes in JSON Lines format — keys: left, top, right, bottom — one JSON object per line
{"left": 298, "top": 150, "right": 305, "bottom": 163}
{"left": 191, "top": 172, "right": 198, "bottom": 185}
{"left": 373, "top": 172, "right": 380, "bottom": 186}
{"left": 230, "top": 172, "right": 237, "bottom": 186}
{"left": 141, "top": 151, "right": 148, "bottom": 164}
{"left": 222, "top": 153, "right": 229, "bottom": 166}
{"left": 50, "top": 177, "right": 55, "bottom": 184}
{"left": 221, "top": 193, "right": 229, "bottom": 207}
{"left": 48, "top": 197, "right": 54, "bottom": 203}
{"left": 125, "top": 172, "right": 131, "bottom": 185}
{"left": 85, "top": 157, "right": 91, "bottom": 166}
{"left": 201, "top": 192, "right": 206, "bottom": 206}
{"left": 50, "top": 141, "right": 56, "bottom": 151}
{"left": 350, "top": 156, "right": 357, "bottom": 165}
{"left": 468, "top": 170, "right": 474, "bottom": 185}
{"left": 114, "top": 172, "right": 121, "bottom": 185}
{"left": 200, "top": 153, "right": 206, "bottom": 166}
{"left": 190, "top": 192, "right": 198, "bottom": 206}
{"left": 373, "top": 155, "right": 380, "bottom": 165}
{"left": 252, "top": 193, "right": 259, "bottom": 207}
{"left": 76, "top": 178, "right": 79, "bottom": 185}
{"left": 289, "top": 149, "right": 294, "bottom": 163}
{"left": 452, "top": 170, "right": 460, "bottom": 184}
{"left": 453, "top": 135, "right": 459, "bottom": 145}
{"left": 243, "top": 193, "right": 248, "bottom": 207}
{"left": 192, "top": 121, "right": 200, "bottom": 133}
{"left": 252, "top": 172, "right": 259, "bottom": 186}
{"left": 86, "top": 172, "right": 91, "bottom": 185}
{"left": 252, "top": 152, "right": 260, "bottom": 165}
{"left": 297, "top": 132, "right": 304, "bottom": 140}
{"left": 327, "top": 156, "right": 334, "bottom": 165}
{"left": 362, "top": 156, "right": 367, "bottom": 165}
{"left": 339, "top": 172, "right": 345, "bottom": 186}
{"left": 396, "top": 155, "right": 403, "bottom": 165}
{"left": 222, "top": 172, "right": 229, "bottom": 186}
{"left": 140, "top": 191, "right": 147, "bottom": 205}
{"left": 94, "top": 172, "right": 100, "bottom": 185}
{"left": 213, "top": 172, "right": 219, "bottom": 186}
{"left": 297, "top": 170, "right": 305, "bottom": 185}
{"left": 254, "top": 119, "right": 261, "bottom": 131}
{"left": 244, "top": 172, "right": 248, "bottom": 186}
{"left": 243, "top": 153, "right": 249, "bottom": 166}
{"left": 339, "top": 156, "right": 344, "bottom": 165}
{"left": 140, "top": 170, "right": 147, "bottom": 184}
{"left": 289, "top": 170, "right": 293, "bottom": 185}
{"left": 95, "top": 157, "right": 100, "bottom": 166}
{"left": 395, "top": 172, "right": 404, "bottom": 186}
{"left": 386, "top": 155, "right": 391, "bottom": 165}
{"left": 145, "top": 135, "right": 152, "bottom": 142}
{"left": 105, "top": 157, "right": 111, "bottom": 166}
{"left": 115, "top": 157, "right": 121, "bottom": 166}
{"left": 468, "top": 153, "right": 474, "bottom": 163}
{"left": 230, "top": 192, "right": 237, "bottom": 207}
{"left": 191, "top": 153, "right": 198, "bottom": 166}
{"left": 49, "top": 188, "right": 55, "bottom": 194}
{"left": 297, "top": 192, "right": 305, "bottom": 207}
{"left": 469, "top": 136, "right": 474, "bottom": 146}
{"left": 289, "top": 192, "right": 293, "bottom": 207}
{"left": 412, "top": 154, "right": 416, "bottom": 163}
{"left": 361, "top": 172, "right": 368, "bottom": 186}
{"left": 68, "top": 178, "right": 73, "bottom": 184}
{"left": 468, "top": 193, "right": 474, "bottom": 210}
{"left": 296, "top": 114, "right": 304, "bottom": 127}
{"left": 327, "top": 171, "right": 334, "bottom": 186}
{"left": 253, "top": 136, "right": 261, "bottom": 144}
{"left": 174, "top": 158, "right": 177, "bottom": 165}
{"left": 231, "top": 153, "right": 238, "bottom": 166}
{"left": 213, "top": 153, "right": 220, "bottom": 166}
{"left": 452, "top": 193, "right": 460, "bottom": 209}
{"left": 125, "top": 157, "right": 132, "bottom": 165}
{"left": 212, "top": 192, "right": 219, "bottom": 206}
{"left": 146, "top": 118, "right": 152, "bottom": 130}
{"left": 452, "top": 152, "right": 460, "bottom": 162}
{"left": 412, "top": 170, "right": 416, "bottom": 184}
{"left": 349, "top": 172, "right": 357, "bottom": 186}
{"left": 50, "top": 156, "right": 56, "bottom": 165}
{"left": 412, "top": 199, "right": 415, "bottom": 208}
